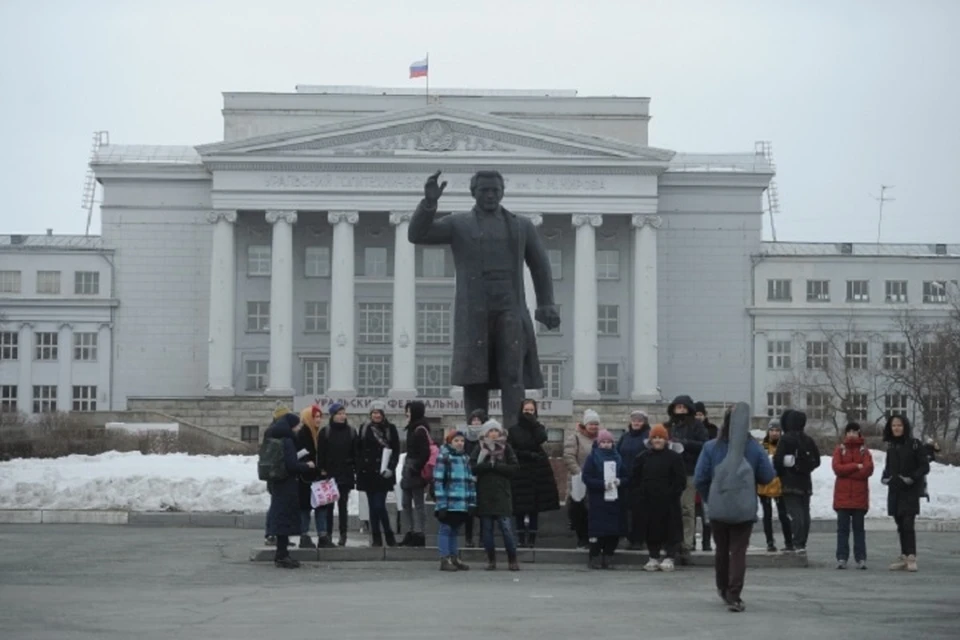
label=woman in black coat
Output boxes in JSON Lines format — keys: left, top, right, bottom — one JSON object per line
{"left": 264, "top": 413, "right": 315, "bottom": 568}
{"left": 316, "top": 402, "right": 358, "bottom": 546}
{"left": 399, "top": 401, "right": 432, "bottom": 547}
{"left": 631, "top": 424, "right": 687, "bottom": 571}
{"left": 507, "top": 399, "right": 560, "bottom": 548}
{"left": 356, "top": 401, "right": 401, "bottom": 547}
{"left": 294, "top": 405, "right": 327, "bottom": 549}
{"left": 881, "top": 415, "right": 930, "bottom": 572}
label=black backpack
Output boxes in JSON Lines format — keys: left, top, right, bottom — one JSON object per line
{"left": 258, "top": 438, "right": 288, "bottom": 481}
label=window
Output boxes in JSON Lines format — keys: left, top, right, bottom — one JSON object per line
{"left": 421, "top": 248, "right": 446, "bottom": 278}
{"left": 304, "top": 301, "right": 329, "bottom": 333}
{"left": 805, "top": 279, "right": 830, "bottom": 302}
{"left": 884, "top": 393, "right": 908, "bottom": 417}
{"left": 548, "top": 249, "right": 562, "bottom": 280}
{"left": 417, "top": 302, "right": 451, "bottom": 344}
{"left": 596, "top": 250, "right": 620, "bottom": 280}
{"left": 246, "top": 302, "right": 270, "bottom": 332}
{"left": 805, "top": 341, "right": 829, "bottom": 370}
{"left": 806, "top": 392, "right": 831, "bottom": 421}
{"left": 846, "top": 280, "right": 870, "bottom": 302}
{"left": 546, "top": 428, "right": 565, "bottom": 443}
{"left": 597, "top": 363, "right": 619, "bottom": 395}
{"left": 920, "top": 343, "right": 942, "bottom": 370}
{"left": 35, "top": 332, "right": 58, "bottom": 361}
{"left": 74, "top": 271, "right": 100, "bottom": 295}
{"left": 923, "top": 281, "right": 948, "bottom": 304}
{"left": 247, "top": 246, "right": 271, "bottom": 276}
{"left": 245, "top": 360, "right": 269, "bottom": 391}
{"left": 540, "top": 362, "right": 562, "bottom": 399}
{"left": 32, "top": 385, "right": 57, "bottom": 413}
{"left": 597, "top": 305, "right": 620, "bottom": 336}
{"left": 885, "top": 280, "right": 908, "bottom": 303}
{"left": 358, "top": 303, "right": 392, "bottom": 343}
{"left": 0, "top": 385, "right": 16, "bottom": 413}
{"left": 0, "top": 270, "right": 22, "bottom": 293}
{"left": 364, "top": 247, "right": 388, "bottom": 277}
{"left": 72, "top": 386, "right": 97, "bottom": 412}
{"left": 36, "top": 271, "right": 61, "bottom": 294}
{"left": 358, "top": 355, "right": 391, "bottom": 397}
{"left": 241, "top": 425, "right": 260, "bottom": 443}
{"left": 537, "top": 305, "right": 561, "bottom": 335}
{"left": 767, "top": 279, "right": 792, "bottom": 302}
{"left": 844, "top": 341, "right": 868, "bottom": 370}
{"left": 922, "top": 394, "right": 948, "bottom": 426}
{"left": 73, "top": 332, "right": 98, "bottom": 361}
{"left": 766, "top": 392, "right": 791, "bottom": 418}
{"left": 304, "top": 247, "right": 330, "bottom": 278}
{"left": 0, "top": 332, "right": 18, "bottom": 360}
{"left": 417, "top": 356, "right": 451, "bottom": 397}
{"left": 766, "top": 340, "right": 792, "bottom": 369}
{"left": 847, "top": 393, "right": 868, "bottom": 421}
{"left": 882, "top": 342, "right": 907, "bottom": 370}
{"left": 303, "top": 358, "right": 328, "bottom": 396}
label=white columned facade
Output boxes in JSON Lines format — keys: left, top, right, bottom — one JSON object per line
{"left": 523, "top": 213, "right": 544, "bottom": 399}
{"left": 630, "top": 214, "right": 661, "bottom": 402}
{"left": 571, "top": 214, "right": 602, "bottom": 400}
{"left": 57, "top": 322, "right": 73, "bottom": 411}
{"left": 98, "top": 322, "right": 112, "bottom": 410}
{"left": 205, "top": 210, "right": 237, "bottom": 395}
{"left": 18, "top": 323, "right": 32, "bottom": 414}
{"left": 388, "top": 212, "right": 418, "bottom": 397}
{"left": 265, "top": 210, "right": 297, "bottom": 396}
{"left": 327, "top": 211, "right": 359, "bottom": 397}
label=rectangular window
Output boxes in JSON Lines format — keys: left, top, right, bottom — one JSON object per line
{"left": 74, "top": 271, "right": 100, "bottom": 295}
{"left": 357, "top": 303, "right": 392, "bottom": 343}
{"left": 245, "top": 360, "right": 269, "bottom": 391}
{"left": 416, "top": 302, "right": 451, "bottom": 344}
{"left": 0, "top": 385, "right": 17, "bottom": 413}
{"left": 247, "top": 246, "right": 271, "bottom": 276}
{"left": 805, "top": 279, "right": 830, "bottom": 302}
{"left": 884, "top": 393, "right": 908, "bottom": 417}
{"left": 36, "top": 271, "right": 61, "bottom": 294}
{"left": 364, "top": 247, "right": 388, "bottom": 277}
{"left": 805, "top": 341, "right": 829, "bottom": 370}
{"left": 246, "top": 301, "right": 270, "bottom": 332}
{"left": 885, "top": 280, "right": 908, "bottom": 303}
{"left": 922, "top": 394, "right": 948, "bottom": 426}
{"left": 304, "top": 301, "right": 329, "bottom": 333}
{"left": 767, "top": 279, "right": 792, "bottom": 302}
{"left": 73, "top": 332, "right": 98, "bottom": 361}
{"left": 847, "top": 393, "right": 868, "bottom": 421}
{"left": 844, "top": 341, "right": 868, "bottom": 370}
{"left": 766, "top": 340, "right": 792, "bottom": 369}
{"left": 920, "top": 343, "right": 942, "bottom": 370}
{"left": 597, "top": 363, "right": 619, "bottom": 395}
{"left": 304, "top": 246, "right": 330, "bottom": 278}
{"left": 71, "top": 385, "right": 97, "bottom": 412}
{"left": 923, "top": 280, "right": 948, "bottom": 304}
{"left": 766, "top": 392, "right": 792, "bottom": 418}
{"left": 540, "top": 362, "right": 562, "bottom": 399}
{"left": 597, "top": 305, "right": 620, "bottom": 336}
{"left": 548, "top": 249, "right": 562, "bottom": 280}
{"left": 241, "top": 425, "right": 260, "bottom": 443}
{"left": 416, "top": 356, "right": 451, "bottom": 397}
{"left": 32, "top": 385, "right": 57, "bottom": 413}
{"left": 421, "top": 248, "right": 446, "bottom": 278}
{"left": 302, "top": 358, "right": 329, "bottom": 396}
{"left": 596, "top": 250, "right": 620, "bottom": 280}
{"left": 806, "top": 392, "right": 831, "bottom": 421}
{"left": 35, "top": 332, "right": 58, "bottom": 361}
{"left": 537, "top": 304, "right": 561, "bottom": 335}
{"left": 846, "top": 280, "right": 870, "bottom": 302}
{"left": 882, "top": 342, "right": 907, "bottom": 370}
{"left": 0, "top": 270, "right": 22, "bottom": 293}
{"left": 357, "top": 355, "right": 391, "bottom": 397}
{"left": 0, "top": 332, "right": 18, "bottom": 361}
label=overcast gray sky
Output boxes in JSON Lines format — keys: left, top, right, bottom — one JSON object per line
{"left": 1, "top": 0, "right": 957, "bottom": 243}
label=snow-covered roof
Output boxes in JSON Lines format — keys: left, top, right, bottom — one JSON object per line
{"left": 760, "top": 241, "right": 960, "bottom": 258}
{"left": 667, "top": 152, "right": 773, "bottom": 173}
{"left": 92, "top": 144, "right": 201, "bottom": 165}
{"left": 0, "top": 234, "right": 105, "bottom": 250}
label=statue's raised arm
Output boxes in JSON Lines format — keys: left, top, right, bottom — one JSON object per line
{"left": 408, "top": 170, "right": 453, "bottom": 245}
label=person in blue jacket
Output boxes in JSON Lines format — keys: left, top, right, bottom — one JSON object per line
{"left": 264, "top": 412, "right": 316, "bottom": 569}
{"left": 581, "top": 429, "right": 628, "bottom": 570}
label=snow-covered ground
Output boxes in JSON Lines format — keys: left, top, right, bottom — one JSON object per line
{"left": 1, "top": 450, "right": 959, "bottom": 519}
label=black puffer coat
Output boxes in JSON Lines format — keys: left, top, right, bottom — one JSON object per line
{"left": 631, "top": 444, "right": 686, "bottom": 546}
{"left": 264, "top": 414, "right": 313, "bottom": 536}
{"left": 295, "top": 424, "right": 319, "bottom": 511}
{"left": 316, "top": 418, "right": 358, "bottom": 492}
{"left": 401, "top": 401, "right": 433, "bottom": 491}
{"left": 507, "top": 410, "right": 560, "bottom": 515}
{"left": 665, "top": 395, "right": 709, "bottom": 475}
{"left": 882, "top": 417, "right": 930, "bottom": 517}
{"left": 356, "top": 418, "right": 401, "bottom": 493}
{"left": 773, "top": 410, "right": 821, "bottom": 496}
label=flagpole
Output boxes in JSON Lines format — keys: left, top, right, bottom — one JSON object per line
{"left": 425, "top": 52, "right": 430, "bottom": 104}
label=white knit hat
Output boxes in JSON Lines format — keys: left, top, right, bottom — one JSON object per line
{"left": 582, "top": 409, "right": 601, "bottom": 425}
{"left": 481, "top": 419, "right": 503, "bottom": 438}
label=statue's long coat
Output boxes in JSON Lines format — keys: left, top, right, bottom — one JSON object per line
{"left": 408, "top": 200, "right": 555, "bottom": 390}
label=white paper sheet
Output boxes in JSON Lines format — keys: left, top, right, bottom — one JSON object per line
{"left": 570, "top": 473, "right": 587, "bottom": 502}
{"left": 380, "top": 448, "right": 393, "bottom": 474}
{"left": 603, "top": 460, "right": 617, "bottom": 502}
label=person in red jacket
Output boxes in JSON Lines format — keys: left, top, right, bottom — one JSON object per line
{"left": 832, "top": 422, "right": 874, "bottom": 570}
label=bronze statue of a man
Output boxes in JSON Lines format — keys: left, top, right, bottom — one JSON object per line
{"left": 408, "top": 170, "right": 560, "bottom": 427}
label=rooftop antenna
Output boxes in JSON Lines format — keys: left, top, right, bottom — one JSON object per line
{"left": 871, "top": 185, "right": 895, "bottom": 248}
{"left": 755, "top": 141, "right": 780, "bottom": 241}
{"left": 82, "top": 131, "right": 110, "bottom": 236}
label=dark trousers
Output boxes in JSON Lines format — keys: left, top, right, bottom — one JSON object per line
{"left": 463, "top": 308, "right": 526, "bottom": 429}
{"left": 589, "top": 535, "right": 619, "bottom": 557}
{"left": 648, "top": 541, "right": 676, "bottom": 560}
{"left": 516, "top": 512, "right": 540, "bottom": 534}
{"left": 275, "top": 535, "right": 290, "bottom": 561}
{"left": 481, "top": 515, "right": 518, "bottom": 558}
{"left": 760, "top": 496, "right": 793, "bottom": 547}
{"left": 367, "top": 491, "right": 392, "bottom": 536}
{"left": 568, "top": 500, "right": 589, "bottom": 545}
{"left": 894, "top": 514, "right": 917, "bottom": 556}
{"left": 836, "top": 508, "right": 866, "bottom": 562}
{"left": 464, "top": 514, "right": 475, "bottom": 542}
{"left": 324, "top": 489, "right": 351, "bottom": 538}
{"left": 712, "top": 521, "right": 753, "bottom": 602}
{"left": 695, "top": 501, "right": 712, "bottom": 549}
{"left": 782, "top": 493, "right": 811, "bottom": 549}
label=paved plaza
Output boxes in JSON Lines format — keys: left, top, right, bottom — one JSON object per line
{"left": 0, "top": 524, "right": 958, "bottom": 639}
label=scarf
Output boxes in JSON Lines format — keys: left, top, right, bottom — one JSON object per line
{"left": 480, "top": 434, "right": 507, "bottom": 461}
{"left": 367, "top": 420, "right": 390, "bottom": 448}
{"left": 465, "top": 424, "right": 483, "bottom": 443}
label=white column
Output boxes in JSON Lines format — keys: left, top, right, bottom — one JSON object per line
{"left": 17, "top": 323, "right": 33, "bottom": 415}
{"left": 265, "top": 210, "right": 297, "bottom": 396}
{"left": 630, "top": 214, "right": 662, "bottom": 402}
{"left": 388, "top": 212, "right": 418, "bottom": 397}
{"left": 98, "top": 322, "right": 112, "bottom": 410}
{"left": 571, "top": 214, "right": 602, "bottom": 400}
{"left": 523, "top": 213, "right": 544, "bottom": 399}
{"left": 58, "top": 322, "right": 73, "bottom": 412}
{"left": 205, "top": 210, "right": 237, "bottom": 395}
{"left": 327, "top": 211, "right": 359, "bottom": 397}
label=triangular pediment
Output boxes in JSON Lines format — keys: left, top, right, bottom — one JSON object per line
{"left": 196, "top": 105, "right": 674, "bottom": 161}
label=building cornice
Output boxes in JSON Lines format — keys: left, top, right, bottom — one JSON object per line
{"left": 658, "top": 172, "right": 773, "bottom": 189}
{"left": 0, "top": 297, "right": 120, "bottom": 309}
{"left": 203, "top": 158, "right": 665, "bottom": 176}
{"left": 747, "top": 306, "right": 954, "bottom": 319}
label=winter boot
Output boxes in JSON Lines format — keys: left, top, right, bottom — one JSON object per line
{"left": 397, "top": 532, "right": 414, "bottom": 547}
{"left": 440, "top": 556, "right": 458, "bottom": 572}
{"left": 384, "top": 530, "right": 397, "bottom": 547}
{"left": 371, "top": 531, "right": 383, "bottom": 548}
{"left": 414, "top": 532, "right": 427, "bottom": 547}
{"left": 889, "top": 555, "right": 908, "bottom": 571}
{"left": 485, "top": 550, "right": 497, "bottom": 571}
{"left": 906, "top": 555, "right": 918, "bottom": 572}
{"left": 766, "top": 542, "right": 778, "bottom": 553}
{"left": 527, "top": 531, "right": 538, "bottom": 549}
{"left": 337, "top": 535, "right": 347, "bottom": 547}
{"left": 517, "top": 530, "right": 527, "bottom": 548}
{"left": 588, "top": 554, "right": 602, "bottom": 570}
{"left": 274, "top": 556, "right": 301, "bottom": 569}
{"left": 601, "top": 554, "right": 614, "bottom": 570}
{"left": 452, "top": 555, "right": 470, "bottom": 571}
{"left": 726, "top": 599, "right": 746, "bottom": 613}
{"left": 299, "top": 535, "right": 316, "bottom": 549}
{"left": 507, "top": 555, "right": 520, "bottom": 571}
{"left": 659, "top": 557, "right": 676, "bottom": 572}
{"left": 317, "top": 535, "right": 336, "bottom": 549}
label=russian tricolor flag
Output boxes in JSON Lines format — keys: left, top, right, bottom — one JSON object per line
{"left": 409, "top": 58, "right": 428, "bottom": 78}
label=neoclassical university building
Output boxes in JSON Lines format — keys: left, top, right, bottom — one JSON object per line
{"left": 1, "top": 86, "right": 956, "bottom": 440}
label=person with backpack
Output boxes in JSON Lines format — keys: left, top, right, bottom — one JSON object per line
{"left": 695, "top": 403, "right": 776, "bottom": 612}
{"left": 260, "top": 412, "right": 316, "bottom": 568}
{"left": 398, "top": 400, "right": 434, "bottom": 547}
{"left": 773, "top": 409, "right": 820, "bottom": 555}
{"left": 832, "top": 421, "right": 874, "bottom": 570}
{"left": 471, "top": 419, "right": 521, "bottom": 571}
{"left": 434, "top": 429, "right": 477, "bottom": 571}
{"left": 508, "top": 399, "right": 560, "bottom": 549}
{"left": 632, "top": 424, "right": 686, "bottom": 572}
{"left": 316, "top": 402, "right": 358, "bottom": 546}
{"left": 295, "top": 404, "right": 331, "bottom": 549}
{"left": 356, "top": 400, "right": 401, "bottom": 548}
{"left": 757, "top": 419, "right": 793, "bottom": 553}
{"left": 882, "top": 415, "right": 930, "bottom": 572}
{"left": 616, "top": 410, "right": 650, "bottom": 550}
{"left": 264, "top": 401, "right": 293, "bottom": 546}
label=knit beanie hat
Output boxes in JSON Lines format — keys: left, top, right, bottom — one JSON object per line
{"left": 630, "top": 410, "right": 648, "bottom": 422}
{"left": 694, "top": 401, "right": 707, "bottom": 415}
{"left": 369, "top": 400, "right": 386, "bottom": 417}
{"left": 596, "top": 429, "right": 615, "bottom": 444}
{"left": 582, "top": 409, "right": 601, "bottom": 425}
{"left": 768, "top": 418, "right": 781, "bottom": 431}
{"left": 649, "top": 424, "right": 669, "bottom": 440}
{"left": 445, "top": 428, "right": 466, "bottom": 444}
{"left": 329, "top": 402, "right": 345, "bottom": 416}
{"left": 480, "top": 419, "right": 503, "bottom": 438}
{"left": 273, "top": 400, "right": 291, "bottom": 420}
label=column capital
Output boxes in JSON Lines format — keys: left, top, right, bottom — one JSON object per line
{"left": 58, "top": 322, "right": 74, "bottom": 332}
{"left": 266, "top": 210, "right": 298, "bottom": 225}
{"left": 328, "top": 211, "right": 359, "bottom": 225}
{"left": 523, "top": 213, "right": 544, "bottom": 227}
{"left": 389, "top": 211, "right": 412, "bottom": 226}
{"left": 19, "top": 322, "right": 34, "bottom": 331}
{"left": 206, "top": 210, "right": 237, "bottom": 224}
{"left": 572, "top": 214, "right": 602, "bottom": 228}
{"left": 631, "top": 214, "right": 662, "bottom": 230}
{"left": 98, "top": 322, "right": 114, "bottom": 331}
